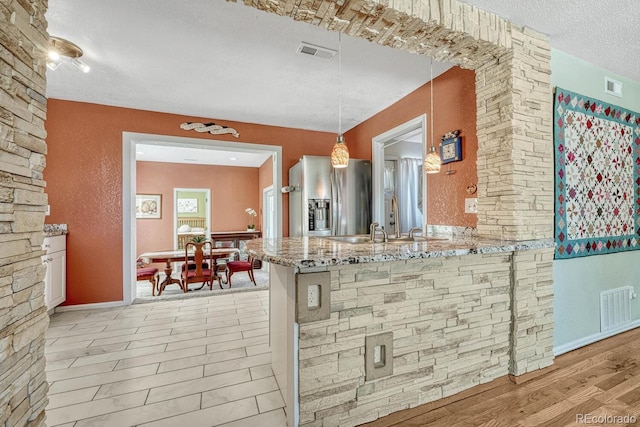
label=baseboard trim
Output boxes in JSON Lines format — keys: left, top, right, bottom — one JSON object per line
{"left": 509, "top": 363, "right": 558, "bottom": 385}
{"left": 553, "top": 320, "right": 640, "bottom": 356}
{"left": 54, "top": 300, "right": 127, "bottom": 312}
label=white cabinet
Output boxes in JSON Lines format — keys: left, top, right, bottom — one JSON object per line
{"left": 42, "top": 235, "right": 66, "bottom": 310}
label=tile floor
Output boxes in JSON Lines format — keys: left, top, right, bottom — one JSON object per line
{"left": 44, "top": 290, "right": 286, "bottom": 426}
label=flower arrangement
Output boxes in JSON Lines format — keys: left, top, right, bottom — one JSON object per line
{"left": 245, "top": 208, "right": 257, "bottom": 230}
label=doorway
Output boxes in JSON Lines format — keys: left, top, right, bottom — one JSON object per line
{"left": 372, "top": 115, "right": 427, "bottom": 233}
{"left": 123, "top": 132, "right": 283, "bottom": 305}
{"left": 174, "top": 188, "right": 211, "bottom": 249}
{"left": 262, "top": 185, "right": 275, "bottom": 273}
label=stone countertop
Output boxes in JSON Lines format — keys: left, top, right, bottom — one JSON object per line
{"left": 43, "top": 224, "right": 68, "bottom": 237}
{"left": 246, "top": 235, "right": 555, "bottom": 269}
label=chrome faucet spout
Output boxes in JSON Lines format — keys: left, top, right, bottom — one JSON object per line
{"left": 391, "top": 196, "right": 400, "bottom": 238}
{"left": 369, "top": 222, "right": 379, "bottom": 242}
{"left": 408, "top": 227, "right": 422, "bottom": 239}
{"left": 369, "top": 222, "right": 388, "bottom": 242}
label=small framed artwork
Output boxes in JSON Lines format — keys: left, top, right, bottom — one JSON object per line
{"left": 440, "top": 136, "right": 463, "bottom": 164}
{"left": 177, "top": 198, "right": 198, "bottom": 213}
{"left": 136, "top": 194, "right": 161, "bottom": 219}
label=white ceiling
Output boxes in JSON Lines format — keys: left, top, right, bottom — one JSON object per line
{"left": 458, "top": 0, "right": 638, "bottom": 83}
{"left": 45, "top": 0, "right": 451, "bottom": 135}
{"left": 136, "top": 143, "right": 271, "bottom": 168}
{"left": 45, "top": 1, "right": 638, "bottom": 165}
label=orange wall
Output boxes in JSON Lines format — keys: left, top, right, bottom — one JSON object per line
{"left": 44, "top": 100, "right": 334, "bottom": 305}
{"left": 346, "top": 66, "right": 478, "bottom": 227}
{"left": 258, "top": 156, "right": 274, "bottom": 230}
{"left": 45, "top": 67, "right": 476, "bottom": 305}
{"left": 136, "top": 161, "right": 259, "bottom": 259}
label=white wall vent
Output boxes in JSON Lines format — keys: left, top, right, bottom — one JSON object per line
{"left": 604, "top": 76, "right": 623, "bottom": 97}
{"left": 297, "top": 42, "right": 336, "bottom": 60}
{"left": 600, "top": 286, "right": 633, "bottom": 332}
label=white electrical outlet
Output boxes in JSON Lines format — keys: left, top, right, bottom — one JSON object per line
{"left": 465, "top": 198, "right": 478, "bottom": 214}
{"left": 307, "top": 284, "right": 320, "bottom": 308}
{"left": 45, "top": 205, "right": 50, "bottom": 216}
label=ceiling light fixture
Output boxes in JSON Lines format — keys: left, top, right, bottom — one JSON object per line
{"left": 331, "top": 31, "right": 349, "bottom": 169}
{"left": 424, "top": 59, "right": 442, "bottom": 174}
{"left": 47, "top": 36, "right": 91, "bottom": 73}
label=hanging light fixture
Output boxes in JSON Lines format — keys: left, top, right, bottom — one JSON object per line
{"left": 424, "top": 59, "right": 441, "bottom": 174}
{"left": 47, "top": 36, "right": 91, "bottom": 73}
{"left": 331, "top": 31, "right": 349, "bottom": 169}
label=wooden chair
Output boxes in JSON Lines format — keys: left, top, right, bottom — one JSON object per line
{"left": 212, "top": 240, "right": 236, "bottom": 284}
{"left": 181, "top": 241, "right": 220, "bottom": 291}
{"left": 136, "top": 258, "right": 159, "bottom": 296}
{"left": 226, "top": 255, "right": 257, "bottom": 288}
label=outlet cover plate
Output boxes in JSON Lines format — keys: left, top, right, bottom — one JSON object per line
{"left": 365, "top": 332, "right": 394, "bottom": 380}
{"left": 465, "top": 198, "right": 478, "bottom": 214}
{"left": 296, "top": 271, "right": 331, "bottom": 323}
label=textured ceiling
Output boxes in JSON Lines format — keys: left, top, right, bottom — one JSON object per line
{"left": 458, "top": 0, "right": 638, "bottom": 83}
{"left": 45, "top": 0, "right": 638, "bottom": 164}
{"left": 45, "top": 0, "right": 451, "bottom": 135}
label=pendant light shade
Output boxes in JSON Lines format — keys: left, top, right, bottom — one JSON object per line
{"left": 424, "top": 59, "right": 441, "bottom": 174}
{"left": 331, "top": 32, "right": 349, "bottom": 168}
{"left": 331, "top": 135, "right": 349, "bottom": 168}
{"left": 424, "top": 145, "right": 441, "bottom": 174}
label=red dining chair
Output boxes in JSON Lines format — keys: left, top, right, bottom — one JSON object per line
{"left": 181, "top": 241, "right": 221, "bottom": 291}
{"left": 136, "top": 258, "right": 159, "bottom": 296}
{"left": 226, "top": 255, "right": 257, "bottom": 288}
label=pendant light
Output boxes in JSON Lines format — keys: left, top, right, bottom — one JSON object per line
{"left": 331, "top": 31, "right": 349, "bottom": 168}
{"left": 424, "top": 59, "right": 441, "bottom": 174}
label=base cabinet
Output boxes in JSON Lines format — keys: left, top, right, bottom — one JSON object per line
{"left": 42, "top": 235, "right": 66, "bottom": 310}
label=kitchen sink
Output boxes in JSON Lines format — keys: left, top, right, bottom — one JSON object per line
{"left": 324, "top": 235, "right": 373, "bottom": 244}
{"left": 323, "top": 235, "right": 449, "bottom": 244}
{"left": 387, "top": 235, "right": 448, "bottom": 243}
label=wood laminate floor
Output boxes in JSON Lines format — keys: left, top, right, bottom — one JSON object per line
{"left": 364, "top": 327, "right": 640, "bottom": 427}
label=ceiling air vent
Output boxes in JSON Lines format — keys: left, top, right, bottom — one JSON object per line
{"left": 297, "top": 42, "right": 336, "bottom": 60}
{"left": 604, "top": 76, "right": 623, "bottom": 97}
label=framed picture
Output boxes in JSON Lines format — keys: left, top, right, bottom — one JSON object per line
{"left": 136, "top": 194, "right": 161, "bottom": 219}
{"left": 440, "top": 136, "right": 463, "bottom": 164}
{"left": 177, "top": 198, "right": 198, "bottom": 213}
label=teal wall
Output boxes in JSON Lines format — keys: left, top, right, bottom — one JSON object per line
{"left": 551, "top": 49, "right": 640, "bottom": 353}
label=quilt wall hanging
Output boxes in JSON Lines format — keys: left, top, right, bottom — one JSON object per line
{"left": 554, "top": 87, "right": 640, "bottom": 259}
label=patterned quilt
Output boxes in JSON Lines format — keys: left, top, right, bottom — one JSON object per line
{"left": 554, "top": 87, "right": 640, "bottom": 259}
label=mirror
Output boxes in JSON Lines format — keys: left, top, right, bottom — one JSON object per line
{"left": 372, "top": 115, "right": 427, "bottom": 235}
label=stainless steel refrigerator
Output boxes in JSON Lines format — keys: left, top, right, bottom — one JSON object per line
{"left": 287, "top": 155, "right": 371, "bottom": 237}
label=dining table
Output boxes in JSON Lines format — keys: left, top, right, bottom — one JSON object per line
{"left": 139, "top": 247, "right": 240, "bottom": 295}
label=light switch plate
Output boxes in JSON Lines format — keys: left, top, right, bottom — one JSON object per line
{"left": 465, "top": 198, "right": 478, "bottom": 214}
{"left": 365, "top": 332, "right": 393, "bottom": 380}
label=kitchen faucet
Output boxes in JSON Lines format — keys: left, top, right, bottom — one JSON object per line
{"left": 391, "top": 196, "right": 400, "bottom": 238}
{"left": 369, "top": 222, "right": 388, "bottom": 242}
{"left": 408, "top": 227, "right": 422, "bottom": 239}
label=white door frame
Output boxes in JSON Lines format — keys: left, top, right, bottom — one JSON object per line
{"left": 371, "top": 114, "right": 427, "bottom": 230}
{"left": 173, "top": 188, "right": 211, "bottom": 249}
{"left": 262, "top": 185, "right": 275, "bottom": 239}
{"left": 123, "top": 132, "right": 283, "bottom": 305}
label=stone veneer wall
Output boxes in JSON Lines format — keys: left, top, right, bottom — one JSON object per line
{"left": 0, "top": 0, "right": 50, "bottom": 426}
{"left": 244, "top": 0, "right": 554, "bottom": 239}
{"left": 298, "top": 249, "right": 554, "bottom": 426}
